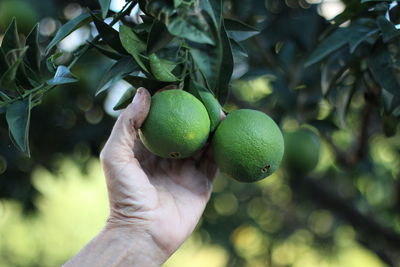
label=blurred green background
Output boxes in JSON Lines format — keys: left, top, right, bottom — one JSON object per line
{"left": 0, "top": 0, "right": 399, "bottom": 266}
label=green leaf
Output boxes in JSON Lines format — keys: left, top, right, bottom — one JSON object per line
{"left": 369, "top": 48, "right": 400, "bottom": 97}
{"left": 336, "top": 83, "right": 356, "bottom": 128}
{"left": 0, "top": 91, "right": 11, "bottom": 101}
{"left": 1, "top": 18, "right": 20, "bottom": 57}
{"left": 173, "top": 0, "right": 183, "bottom": 8}
{"left": 123, "top": 76, "right": 168, "bottom": 91}
{"left": 0, "top": 47, "right": 28, "bottom": 90}
{"left": 321, "top": 48, "right": 352, "bottom": 95}
{"left": 0, "top": 48, "right": 8, "bottom": 76}
{"left": 147, "top": 20, "right": 173, "bottom": 55}
{"left": 224, "top": 18, "right": 259, "bottom": 42}
{"left": 230, "top": 39, "right": 248, "bottom": 57}
{"left": 99, "top": 0, "right": 111, "bottom": 18}
{"left": 96, "top": 57, "right": 140, "bottom": 95}
{"left": 89, "top": 42, "right": 123, "bottom": 61}
{"left": 349, "top": 28, "right": 379, "bottom": 53}
{"left": 6, "top": 95, "right": 32, "bottom": 156}
{"left": 45, "top": 12, "right": 92, "bottom": 54}
{"left": 25, "top": 24, "right": 41, "bottom": 71}
{"left": 113, "top": 87, "right": 137, "bottom": 110}
{"left": 119, "top": 25, "right": 150, "bottom": 73}
{"left": 217, "top": 23, "right": 234, "bottom": 104}
{"left": 90, "top": 12, "right": 127, "bottom": 54}
{"left": 377, "top": 16, "right": 400, "bottom": 43}
{"left": 167, "top": 12, "right": 216, "bottom": 45}
{"left": 382, "top": 89, "right": 400, "bottom": 116}
{"left": 149, "top": 54, "right": 178, "bottom": 82}
{"left": 305, "top": 28, "right": 351, "bottom": 67}
{"left": 47, "top": 66, "right": 78, "bottom": 85}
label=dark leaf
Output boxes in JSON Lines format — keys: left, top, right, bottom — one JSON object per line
{"left": 217, "top": 23, "right": 234, "bottom": 104}
{"left": 46, "top": 12, "right": 92, "bottom": 54}
{"left": 25, "top": 24, "right": 41, "bottom": 71}
{"left": 382, "top": 89, "right": 400, "bottom": 115}
{"left": 305, "top": 28, "right": 351, "bottom": 67}
{"left": 167, "top": 12, "right": 215, "bottom": 45}
{"left": 6, "top": 95, "right": 32, "bottom": 156}
{"left": 99, "top": 0, "right": 111, "bottom": 18}
{"left": 173, "top": 0, "right": 183, "bottom": 8}
{"left": 383, "top": 114, "right": 399, "bottom": 137}
{"left": 113, "top": 87, "right": 137, "bottom": 110}
{"left": 0, "top": 48, "right": 8, "bottom": 76}
{"left": 230, "top": 39, "right": 248, "bottom": 57}
{"left": 47, "top": 65, "right": 78, "bottom": 85}
{"left": 96, "top": 57, "right": 140, "bottom": 95}
{"left": 119, "top": 25, "right": 150, "bottom": 73}
{"left": 123, "top": 76, "right": 168, "bottom": 91}
{"left": 336, "top": 83, "right": 357, "bottom": 128}
{"left": 147, "top": 20, "right": 173, "bottom": 55}
{"left": 369, "top": 48, "right": 400, "bottom": 97}
{"left": 377, "top": 16, "right": 400, "bottom": 43}
{"left": 0, "top": 47, "right": 28, "bottom": 90}
{"left": 89, "top": 42, "right": 123, "bottom": 61}
{"left": 90, "top": 12, "right": 127, "bottom": 54}
{"left": 1, "top": 18, "right": 20, "bottom": 57}
{"left": 0, "top": 91, "right": 11, "bottom": 101}
{"left": 224, "top": 18, "right": 259, "bottom": 42}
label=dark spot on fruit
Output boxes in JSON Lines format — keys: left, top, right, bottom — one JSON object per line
{"left": 170, "top": 152, "right": 180, "bottom": 158}
{"left": 261, "top": 165, "right": 271, "bottom": 173}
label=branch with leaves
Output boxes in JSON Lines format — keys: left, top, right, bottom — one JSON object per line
{"left": 0, "top": 0, "right": 260, "bottom": 156}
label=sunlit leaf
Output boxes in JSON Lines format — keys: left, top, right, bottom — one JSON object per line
{"left": 149, "top": 54, "right": 178, "bottom": 82}
{"left": 47, "top": 66, "right": 78, "bottom": 85}
{"left": 6, "top": 95, "right": 32, "bottom": 156}
{"left": 46, "top": 12, "right": 92, "bottom": 54}
{"left": 119, "top": 25, "right": 150, "bottom": 73}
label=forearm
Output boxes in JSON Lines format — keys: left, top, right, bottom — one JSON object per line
{"left": 63, "top": 224, "right": 167, "bottom": 267}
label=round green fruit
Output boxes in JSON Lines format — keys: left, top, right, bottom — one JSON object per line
{"left": 139, "top": 89, "right": 210, "bottom": 159}
{"left": 0, "top": 0, "right": 38, "bottom": 34}
{"left": 212, "top": 109, "right": 284, "bottom": 182}
{"left": 283, "top": 128, "right": 320, "bottom": 174}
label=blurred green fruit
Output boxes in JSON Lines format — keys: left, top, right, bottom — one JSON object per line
{"left": 0, "top": 0, "right": 38, "bottom": 34}
{"left": 212, "top": 109, "right": 284, "bottom": 182}
{"left": 139, "top": 89, "right": 210, "bottom": 159}
{"left": 283, "top": 128, "right": 321, "bottom": 174}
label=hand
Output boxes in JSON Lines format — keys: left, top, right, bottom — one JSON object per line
{"left": 100, "top": 87, "right": 218, "bottom": 260}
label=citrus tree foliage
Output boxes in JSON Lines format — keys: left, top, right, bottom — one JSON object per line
{"left": 0, "top": 0, "right": 400, "bottom": 266}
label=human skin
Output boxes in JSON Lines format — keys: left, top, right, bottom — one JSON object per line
{"left": 63, "top": 87, "right": 219, "bottom": 267}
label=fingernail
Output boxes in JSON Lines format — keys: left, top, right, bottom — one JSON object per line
{"left": 132, "top": 88, "right": 143, "bottom": 103}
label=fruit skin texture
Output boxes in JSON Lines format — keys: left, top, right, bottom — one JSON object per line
{"left": 139, "top": 90, "right": 210, "bottom": 159}
{"left": 283, "top": 129, "right": 320, "bottom": 174}
{"left": 212, "top": 109, "right": 284, "bottom": 182}
{"left": 0, "top": 0, "right": 38, "bottom": 33}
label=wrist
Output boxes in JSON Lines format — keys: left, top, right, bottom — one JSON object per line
{"left": 104, "top": 217, "right": 169, "bottom": 266}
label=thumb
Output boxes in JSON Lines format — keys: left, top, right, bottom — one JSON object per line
{"left": 100, "top": 87, "right": 151, "bottom": 167}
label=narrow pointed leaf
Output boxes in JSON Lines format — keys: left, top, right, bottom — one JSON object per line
{"left": 0, "top": 47, "right": 28, "bottom": 90}
{"left": 91, "top": 12, "right": 127, "bottom": 54}
{"left": 46, "top": 12, "right": 92, "bottom": 54}
{"left": 96, "top": 57, "right": 139, "bottom": 95}
{"left": 377, "top": 16, "right": 400, "bottom": 43}
{"left": 89, "top": 42, "right": 123, "bottom": 60}
{"left": 305, "top": 28, "right": 351, "bottom": 67}
{"left": 1, "top": 18, "right": 20, "bottom": 57}
{"left": 99, "top": 0, "right": 111, "bottom": 18}
{"left": 0, "top": 48, "right": 8, "bottom": 76}
{"left": 47, "top": 65, "right": 78, "bottom": 85}
{"left": 25, "top": 24, "right": 41, "bottom": 71}
{"left": 224, "top": 18, "right": 259, "bottom": 42}
{"left": 119, "top": 25, "right": 150, "bottom": 73}
{"left": 123, "top": 76, "right": 168, "bottom": 91}
{"left": 147, "top": 20, "right": 173, "bottom": 55}
{"left": 369, "top": 48, "right": 400, "bottom": 97}
{"left": 113, "top": 87, "right": 137, "bottom": 110}
{"left": 6, "top": 95, "right": 32, "bottom": 156}
{"left": 149, "top": 54, "right": 178, "bottom": 82}
{"left": 217, "top": 23, "right": 233, "bottom": 104}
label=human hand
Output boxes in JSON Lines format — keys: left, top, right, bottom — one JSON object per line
{"left": 100, "top": 87, "right": 218, "bottom": 260}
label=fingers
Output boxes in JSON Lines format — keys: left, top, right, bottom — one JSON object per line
{"left": 100, "top": 87, "right": 151, "bottom": 168}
